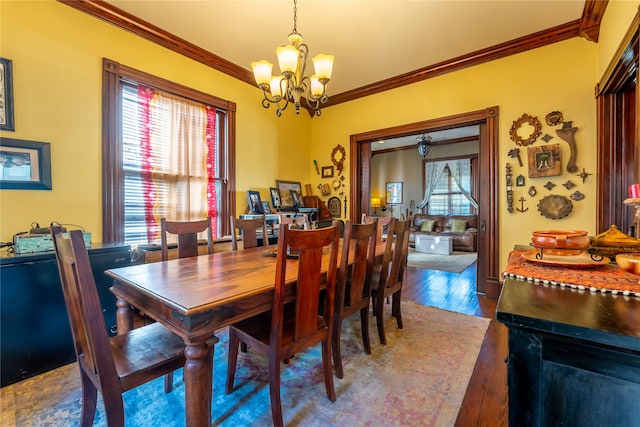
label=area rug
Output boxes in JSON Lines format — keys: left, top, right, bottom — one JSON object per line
{"left": 407, "top": 248, "right": 478, "bottom": 273}
{"left": 1, "top": 302, "right": 490, "bottom": 427}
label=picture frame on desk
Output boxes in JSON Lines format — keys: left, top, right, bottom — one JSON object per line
{"left": 276, "top": 180, "right": 302, "bottom": 210}
{"left": 262, "top": 201, "right": 271, "bottom": 214}
{"left": 0, "top": 138, "right": 52, "bottom": 190}
{"left": 269, "top": 187, "right": 281, "bottom": 210}
{"left": 247, "top": 190, "right": 263, "bottom": 214}
{"left": 386, "top": 182, "right": 403, "bottom": 205}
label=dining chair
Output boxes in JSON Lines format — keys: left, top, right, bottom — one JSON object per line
{"left": 278, "top": 214, "right": 310, "bottom": 230}
{"left": 332, "top": 218, "right": 378, "bottom": 379}
{"left": 225, "top": 223, "right": 340, "bottom": 427}
{"left": 230, "top": 215, "right": 269, "bottom": 250}
{"left": 160, "top": 217, "right": 214, "bottom": 261}
{"left": 51, "top": 226, "right": 191, "bottom": 427}
{"left": 370, "top": 218, "right": 410, "bottom": 345}
{"left": 362, "top": 214, "right": 392, "bottom": 243}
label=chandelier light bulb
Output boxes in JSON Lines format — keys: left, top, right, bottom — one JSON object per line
{"left": 276, "top": 44, "right": 300, "bottom": 75}
{"left": 251, "top": 60, "right": 273, "bottom": 88}
{"left": 312, "top": 54, "right": 334, "bottom": 82}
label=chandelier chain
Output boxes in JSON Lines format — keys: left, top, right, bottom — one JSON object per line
{"left": 292, "top": 0, "right": 298, "bottom": 33}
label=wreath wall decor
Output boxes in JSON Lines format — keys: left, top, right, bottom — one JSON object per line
{"left": 510, "top": 113, "right": 542, "bottom": 146}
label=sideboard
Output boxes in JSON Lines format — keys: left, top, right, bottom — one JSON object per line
{"left": 497, "top": 277, "right": 640, "bottom": 426}
{"left": 0, "top": 243, "right": 132, "bottom": 386}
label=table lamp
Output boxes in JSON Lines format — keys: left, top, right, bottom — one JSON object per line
{"left": 370, "top": 197, "right": 381, "bottom": 215}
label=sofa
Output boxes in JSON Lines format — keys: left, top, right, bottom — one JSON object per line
{"left": 409, "top": 213, "right": 477, "bottom": 252}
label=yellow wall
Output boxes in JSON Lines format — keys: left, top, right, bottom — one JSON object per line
{"left": 0, "top": 0, "right": 313, "bottom": 242}
{"left": 1, "top": 0, "right": 637, "bottom": 275}
{"left": 597, "top": 0, "right": 639, "bottom": 81}
{"left": 312, "top": 38, "right": 599, "bottom": 271}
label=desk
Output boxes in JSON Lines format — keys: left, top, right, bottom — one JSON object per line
{"left": 106, "top": 241, "right": 384, "bottom": 426}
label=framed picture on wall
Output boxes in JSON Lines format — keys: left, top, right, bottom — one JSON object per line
{"left": 386, "top": 182, "right": 403, "bottom": 205}
{"left": 0, "top": 57, "right": 15, "bottom": 132}
{"left": 0, "top": 138, "right": 52, "bottom": 190}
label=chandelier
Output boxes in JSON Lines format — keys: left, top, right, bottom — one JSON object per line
{"left": 416, "top": 134, "right": 433, "bottom": 158}
{"left": 251, "top": 0, "right": 334, "bottom": 117}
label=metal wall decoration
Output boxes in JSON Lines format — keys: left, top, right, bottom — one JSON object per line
{"left": 577, "top": 168, "right": 591, "bottom": 183}
{"left": 570, "top": 191, "right": 585, "bottom": 201}
{"left": 516, "top": 197, "right": 528, "bottom": 213}
{"left": 327, "top": 196, "right": 341, "bottom": 217}
{"left": 528, "top": 186, "right": 537, "bottom": 197}
{"left": 509, "top": 113, "right": 542, "bottom": 146}
{"left": 508, "top": 148, "right": 523, "bottom": 166}
{"left": 541, "top": 134, "right": 553, "bottom": 143}
{"left": 506, "top": 163, "right": 514, "bottom": 213}
{"left": 545, "top": 111, "right": 563, "bottom": 126}
{"left": 544, "top": 181, "right": 556, "bottom": 190}
{"left": 527, "top": 143, "right": 561, "bottom": 178}
{"left": 562, "top": 180, "right": 576, "bottom": 190}
{"left": 537, "top": 194, "right": 573, "bottom": 219}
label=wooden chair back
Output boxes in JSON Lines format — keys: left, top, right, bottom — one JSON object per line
{"left": 160, "top": 217, "right": 213, "bottom": 261}
{"left": 51, "top": 227, "right": 118, "bottom": 391}
{"left": 279, "top": 214, "right": 309, "bottom": 230}
{"left": 362, "top": 214, "right": 392, "bottom": 242}
{"left": 275, "top": 224, "right": 339, "bottom": 343}
{"left": 332, "top": 218, "right": 378, "bottom": 378}
{"left": 230, "top": 215, "right": 268, "bottom": 250}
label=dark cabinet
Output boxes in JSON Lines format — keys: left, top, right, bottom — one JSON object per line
{"left": 497, "top": 277, "right": 640, "bottom": 427}
{"left": 1, "top": 244, "right": 131, "bottom": 386}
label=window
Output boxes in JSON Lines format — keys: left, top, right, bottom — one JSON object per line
{"left": 420, "top": 157, "right": 477, "bottom": 215}
{"left": 102, "top": 59, "right": 236, "bottom": 244}
{"left": 427, "top": 165, "right": 472, "bottom": 215}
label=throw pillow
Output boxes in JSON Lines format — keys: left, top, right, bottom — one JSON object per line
{"left": 420, "top": 219, "right": 435, "bottom": 231}
{"left": 450, "top": 219, "right": 467, "bottom": 233}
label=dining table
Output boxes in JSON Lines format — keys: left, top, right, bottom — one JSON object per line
{"left": 105, "top": 240, "right": 385, "bottom": 427}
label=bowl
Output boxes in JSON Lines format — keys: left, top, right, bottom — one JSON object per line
{"left": 531, "top": 230, "right": 590, "bottom": 256}
{"left": 615, "top": 253, "right": 640, "bottom": 275}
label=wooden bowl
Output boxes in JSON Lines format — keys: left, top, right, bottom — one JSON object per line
{"left": 531, "top": 230, "right": 590, "bottom": 256}
{"left": 616, "top": 253, "right": 640, "bottom": 275}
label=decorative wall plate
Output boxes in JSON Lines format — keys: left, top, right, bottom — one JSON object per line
{"left": 537, "top": 194, "right": 573, "bottom": 219}
{"left": 327, "top": 196, "right": 341, "bottom": 218}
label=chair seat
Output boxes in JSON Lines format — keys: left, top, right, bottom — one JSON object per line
{"left": 108, "top": 322, "right": 187, "bottom": 390}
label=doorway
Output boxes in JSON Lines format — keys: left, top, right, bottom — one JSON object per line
{"left": 349, "top": 107, "right": 501, "bottom": 297}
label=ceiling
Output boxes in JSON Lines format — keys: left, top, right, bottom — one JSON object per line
{"left": 104, "top": 0, "right": 588, "bottom": 97}
{"left": 89, "top": 1, "right": 591, "bottom": 149}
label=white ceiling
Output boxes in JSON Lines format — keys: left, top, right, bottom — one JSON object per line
{"left": 106, "top": 0, "right": 586, "bottom": 96}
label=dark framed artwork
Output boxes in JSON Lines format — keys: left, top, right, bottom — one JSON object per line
{"left": 290, "top": 190, "right": 302, "bottom": 208}
{"left": 321, "top": 166, "right": 334, "bottom": 178}
{"left": 0, "top": 58, "right": 14, "bottom": 131}
{"left": 269, "top": 187, "right": 281, "bottom": 210}
{"left": 276, "top": 180, "right": 302, "bottom": 210}
{"left": 527, "top": 143, "right": 561, "bottom": 178}
{"left": 0, "top": 138, "right": 52, "bottom": 190}
{"left": 386, "top": 182, "right": 403, "bottom": 205}
{"left": 262, "top": 201, "right": 271, "bottom": 214}
{"left": 247, "top": 190, "right": 263, "bottom": 214}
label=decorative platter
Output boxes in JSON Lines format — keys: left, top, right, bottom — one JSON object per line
{"left": 521, "top": 250, "right": 610, "bottom": 268}
{"left": 537, "top": 194, "right": 573, "bottom": 219}
{"left": 327, "top": 196, "right": 341, "bottom": 218}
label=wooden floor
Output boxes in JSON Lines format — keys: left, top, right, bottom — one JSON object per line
{"left": 402, "top": 262, "right": 509, "bottom": 427}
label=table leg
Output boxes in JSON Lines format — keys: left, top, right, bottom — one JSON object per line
{"left": 115, "top": 297, "right": 133, "bottom": 334}
{"left": 184, "top": 340, "right": 214, "bottom": 427}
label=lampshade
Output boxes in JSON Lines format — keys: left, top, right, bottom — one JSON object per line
{"left": 370, "top": 197, "right": 381, "bottom": 208}
{"left": 251, "top": 60, "right": 273, "bottom": 88}
{"left": 312, "top": 54, "right": 334, "bottom": 82}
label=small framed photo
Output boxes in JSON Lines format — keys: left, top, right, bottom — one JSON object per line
{"left": 386, "top": 182, "right": 403, "bottom": 205}
{"left": 269, "top": 187, "right": 281, "bottom": 210}
{"left": 262, "top": 201, "right": 271, "bottom": 214}
{"left": 516, "top": 175, "right": 525, "bottom": 186}
{"left": 0, "top": 57, "right": 15, "bottom": 132}
{"left": 321, "top": 166, "right": 334, "bottom": 178}
{"left": 290, "top": 189, "right": 302, "bottom": 208}
{"left": 247, "top": 190, "right": 263, "bottom": 214}
{"left": 0, "top": 138, "right": 52, "bottom": 190}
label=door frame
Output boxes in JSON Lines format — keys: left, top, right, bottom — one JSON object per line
{"left": 349, "top": 107, "right": 501, "bottom": 297}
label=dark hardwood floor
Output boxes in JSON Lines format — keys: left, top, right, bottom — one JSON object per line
{"left": 402, "top": 262, "right": 509, "bottom": 427}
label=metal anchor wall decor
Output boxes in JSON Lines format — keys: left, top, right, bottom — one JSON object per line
{"left": 516, "top": 197, "right": 529, "bottom": 213}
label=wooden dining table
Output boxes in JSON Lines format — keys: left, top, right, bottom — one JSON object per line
{"left": 105, "top": 241, "right": 385, "bottom": 427}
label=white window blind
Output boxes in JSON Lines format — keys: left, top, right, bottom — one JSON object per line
{"left": 427, "top": 165, "right": 472, "bottom": 215}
